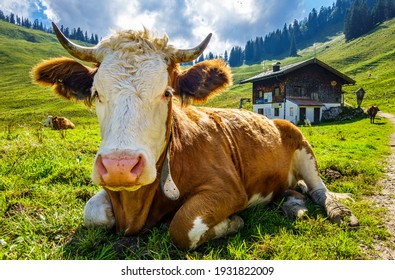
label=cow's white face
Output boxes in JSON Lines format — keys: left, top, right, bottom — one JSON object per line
{"left": 44, "top": 115, "right": 53, "bottom": 127}
{"left": 90, "top": 51, "right": 171, "bottom": 190}
{"left": 32, "top": 24, "right": 231, "bottom": 192}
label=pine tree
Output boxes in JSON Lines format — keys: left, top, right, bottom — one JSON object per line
{"left": 9, "top": 13, "right": 15, "bottom": 24}
{"left": 384, "top": 0, "right": 395, "bottom": 20}
{"left": 244, "top": 40, "right": 254, "bottom": 65}
{"left": 344, "top": 0, "right": 373, "bottom": 41}
{"left": 373, "top": 0, "right": 387, "bottom": 24}
{"left": 228, "top": 46, "right": 243, "bottom": 67}
{"left": 289, "top": 32, "right": 297, "bottom": 57}
{"left": 229, "top": 47, "right": 236, "bottom": 67}
{"left": 224, "top": 50, "right": 228, "bottom": 63}
{"left": 33, "top": 19, "right": 40, "bottom": 30}
{"left": 307, "top": 8, "right": 319, "bottom": 37}
{"left": 254, "top": 37, "right": 264, "bottom": 62}
{"left": 64, "top": 27, "right": 70, "bottom": 38}
{"left": 197, "top": 53, "right": 205, "bottom": 63}
{"left": 292, "top": 19, "right": 302, "bottom": 43}
{"left": 281, "top": 23, "right": 290, "bottom": 54}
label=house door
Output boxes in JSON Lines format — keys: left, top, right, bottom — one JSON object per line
{"left": 299, "top": 108, "right": 306, "bottom": 124}
{"left": 314, "top": 108, "right": 321, "bottom": 123}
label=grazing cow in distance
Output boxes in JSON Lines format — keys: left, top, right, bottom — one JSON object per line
{"left": 367, "top": 106, "right": 380, "bottom": 123}
{"left": 31, "top": 22, "right": 358, "bottom": 250}
{"left": 44, "top": 115, "right": 75, "bottom": 130}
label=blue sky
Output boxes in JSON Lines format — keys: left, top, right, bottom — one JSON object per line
{"left": 0, "top": 0, "right": 337, "bottom": 54}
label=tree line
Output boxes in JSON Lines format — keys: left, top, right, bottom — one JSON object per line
{"left": 0, "top": 10, "right": 99, "bottom": 44}
{"left": 225, "top": 0, "right": 395, "bottom": 67}
{"left": 344, "top": 0, "right": 395, "bottom": 41}
{"left": 227, "top": 0, "right": 352, "bottom": 67}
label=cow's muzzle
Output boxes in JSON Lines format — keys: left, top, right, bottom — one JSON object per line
{"left": 95, "top": 152, "right": 145, "bottom": 187}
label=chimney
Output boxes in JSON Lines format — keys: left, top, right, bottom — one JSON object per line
{"left": 272, "top": 61, "right": 281, "bottom": 72}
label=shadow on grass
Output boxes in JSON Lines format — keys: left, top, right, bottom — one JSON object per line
{"left": 61, "top": 200, "right": 329, "bottom": 260}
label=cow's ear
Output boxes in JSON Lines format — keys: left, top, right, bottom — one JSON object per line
{"left": 175, "top": 59, "right": 232, "bottom": 104}
{"left": 31, "top": 57, "right": 96, "bottom": 105}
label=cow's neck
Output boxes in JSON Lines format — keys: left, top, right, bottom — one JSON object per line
{"left": 105, "top": 99, "right": 174, "bottom": 235}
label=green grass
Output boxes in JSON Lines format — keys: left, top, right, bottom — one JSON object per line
{"left": 2, "top": 115, "right": 391, "bottom": 260}
{"left": 0, "top": 20, "right": 395, "bottom": 259}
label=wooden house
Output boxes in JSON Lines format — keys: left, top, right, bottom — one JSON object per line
{"left": 240, "top": 58, "right": 356, "bottom": 124}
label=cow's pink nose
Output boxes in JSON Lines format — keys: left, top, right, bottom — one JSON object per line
{"left": 96, "top": 154, "right": 145, "bottom": 185}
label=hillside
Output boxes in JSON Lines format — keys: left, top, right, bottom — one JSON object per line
{"left": 1, "top": 18, "right": 395, "bottom": 127}
{"left": 209, "top": 18, "right": 395, "bottom": 112}
{"left": 0, "top": 21, "right": 94, "bottom": 128}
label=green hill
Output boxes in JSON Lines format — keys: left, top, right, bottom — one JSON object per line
{"left": 1, "top": 18, "right": 395, "bottom": 127}
{"left": 0, "top": 21, "right": 94, "bottom": 127}
{"left": 207, "top": 18, "right": 395, "bottom": 112}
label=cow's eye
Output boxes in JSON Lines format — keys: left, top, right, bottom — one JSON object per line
{"left": 164, "top": 89, "right": 173, "bottom": 98}
{"left": 93, "top": 91, "right": 102, "bottom": 103}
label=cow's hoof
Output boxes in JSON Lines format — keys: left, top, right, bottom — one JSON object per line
{"left": 326, "top": 199, "right": 359, "bottom": 227}
{"left": 228, "top": 215, "right": 244, "bottom": 234}
{"left": 282, "top": 197, "right": 309, "bottom": 220}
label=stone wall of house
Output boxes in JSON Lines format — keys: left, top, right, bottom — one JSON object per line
{"left": 322, "top": 106, "right": 365, "bottom": 121}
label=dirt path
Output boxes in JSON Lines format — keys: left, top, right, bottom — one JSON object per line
{"left": 370, "top": 112, "right": 395, "bottom": 259}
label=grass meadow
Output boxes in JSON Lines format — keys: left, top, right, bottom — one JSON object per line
{"left": 0, "top": 19, "right": 394, "bottom": 259}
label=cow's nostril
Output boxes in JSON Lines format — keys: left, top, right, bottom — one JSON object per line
{"left": 96, "top": 155, "right": 108, "bottom": 176}
{"left": 130, "top": 156, "right": 144, "bottom": 177}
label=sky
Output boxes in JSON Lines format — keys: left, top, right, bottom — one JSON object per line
{"left": 0, "top": 0, "right": 335, "bottom": 55}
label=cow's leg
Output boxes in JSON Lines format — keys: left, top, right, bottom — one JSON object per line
{"left": 84, "top": 189, "right": 115, "bottom": 229}
{"left": 169, "top": 188, "right": 247, "bottom": 250}
{"left": 293, "top": 146, "right": 359, "bottom": 227}
{"left": 282, "top": 189, "right": 309, "bottom": 220}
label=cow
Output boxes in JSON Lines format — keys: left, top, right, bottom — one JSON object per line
{"left": 44, "top": 115, "right": 75, "bottom": 129}
{"left": 367, "top": 105, "right": 380, "bottom": 123}
{"left": 31, "top": 23, "right": 358, "bottom": 250}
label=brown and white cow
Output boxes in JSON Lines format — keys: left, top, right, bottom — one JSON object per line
{"left": 44, "top": 115, "right": 75, "bottom": 129}
{"left": 367, "top": 105, "right": 380, "bottom": 123}
{"left": 31, "top": 23, "right": 358, "bottom": 250}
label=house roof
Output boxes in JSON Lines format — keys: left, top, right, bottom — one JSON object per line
{"left": 240, "top": 57, "right": 356, "bottom": 85}
{"left": 287, "top": 98, "right": 324, "bottom": 107}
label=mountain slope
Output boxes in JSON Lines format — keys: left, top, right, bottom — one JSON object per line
{"left": 0, "top": 18, "right": 394, "bottom": 128}
{"left": 214, "top": 18, "right": 395, "bottom": 112}
{"left": 0, "top": 21, "right": 92, "bottom": 127}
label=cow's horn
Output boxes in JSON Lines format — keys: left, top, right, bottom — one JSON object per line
{"left": 52, "top": 22, "right": 99, "bottom": 63}
{"left": 174, "top": 33, "right": 212, "bottom": 63}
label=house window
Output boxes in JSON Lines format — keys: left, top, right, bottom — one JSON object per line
{"left": 265, "top": 108, "right": 272, "bottom": 116}
{"left": 274, "top": 108, "right": 280, "bottom": 117}
{"left": 273, "top": 87, "right": 280, "bottom": 97}
{"left": 290, "top": 107, "right": 294, "bottom": 117}
{"left": 258, "top": 91, "right": 263, "bottom": 99}
{"left": 294, "top": 86, "right": 302, "bottom": 96}
{"left": 258, "top": 108, "right": 264, "bottom": 115}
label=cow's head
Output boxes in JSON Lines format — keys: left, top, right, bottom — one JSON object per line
{"left": 32, "top": 23, "right": 232, "bottom": 191}
{"left": 44, "top": 115, "right": 53, "bottom": 127}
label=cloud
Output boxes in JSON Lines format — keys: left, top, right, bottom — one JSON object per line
{"left": 0, "top": 0, "right": 33, "bottom": 17}
{"left": 1, "top": 0, "right": 327, "bottom": 55}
